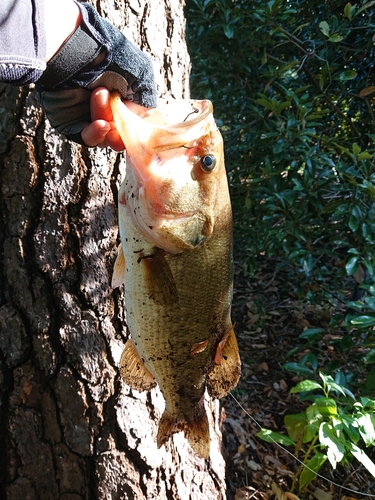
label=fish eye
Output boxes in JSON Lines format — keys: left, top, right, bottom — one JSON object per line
{"left": 200, "top": 154, "right": 216, "bottom": 172}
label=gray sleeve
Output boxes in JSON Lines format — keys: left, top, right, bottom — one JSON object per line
{"left": 0, "top": 0, "right": 47, "bottom": 85}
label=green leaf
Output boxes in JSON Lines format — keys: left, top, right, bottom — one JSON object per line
{"left": 319, "top": 422, "right": 345, "bottom": 468}
{"left": 299, "top": 452, "right": 327, "bottom": 490}
{"left": 355, "top": 1, "right": 375, "bottom": 17}
{"left": 322, "top": 200, "right": 345, "bottom": 213}
{"left": 341, "top": 414, "right": 360, "bottom": 443}
{"left": 348, "top": 247, "right": 360, "bottom": 255}
{"left": 284, "top": 413, "right": 308, "bottom": 442}
{"left": 347, "top": 441, "right": 375, "bottom": 477}
{"left": 223, "top": 24, "right": 234, "bottom": 38}
{"left": 329, "top": 34, "right": 344, "bottom": 43}
{"left": 345, "top": 255, "right": 359, "bottom": 275}
{"left": 363, "top": 258, "right": 374, "bottom": 275}
{"left": 283, "top": 362, "right": 314, "bottom": 376}
{"left": 339, "top": 69, "right": 357, "bottom": 81}
{"left": 364, "top": 349, "right": 375, "bottom": 364}
{"left": 344, "top": 2, "right": 354, "bottom": 20}
{"left": 277, "top": 189, "right": 298, "bottom": 205}
{"left": 306, "top": 404, "right": 324, "bottom": 424}
{"left": 319, "top": 372, "right": 354, "bottom": 398}
{"left": 348, "top": 215, "right": 360, "bottom": 232}
{"left": 358, "top": 151, "right": 373, "bottom": 160}
{"left": 256, "top": 428, "right": 295, "bottom": 446}
{"left": 304, "top": 422, "right": 320, "bottom": 443}
{"left": 319, "top": 21, "right": 330, "bottom": 36}
{"left": 356, "top": 413, "right": 375, "bottom": 445}
{"left": 352, "top": 142, "right": 361, "bottom": 157}
{"left": 290, "top": 380, "right": 322, "bottom": 393}
{"left": 267, "top": 0, "right": 276, "bottom": 12}
{"left": 350, "top": 315, "right": 375, "bottom": 327}
{"left": 315, "top": 397, "right": 338, "bottom": 417}
{"left": 360, "top": 397, "right": 375, "bottom": 409}
{"left": 299, "top": 328, "right": 325, "bottom": 340}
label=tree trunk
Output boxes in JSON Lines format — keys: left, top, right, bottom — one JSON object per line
{"left": 0, "top": 1, "right": 227, "bottom": 499}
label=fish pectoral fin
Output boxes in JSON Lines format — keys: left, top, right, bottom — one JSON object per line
{"left": 190, "top": 339, "right": 209, "bottom": 357}
{"left": 206, "top": 326, "right": 241, "bottom": 399}
{"left": 111, "top": 243, "right": 126, "bottom": 289}
{"left": 119, "top": 339, "right": 157, "bottom": 392}
{"left": 141, "top": 248, "right": 178, "bottom": 306}
{"left": 157, "top": 404, "right": 210, "bottom": 459}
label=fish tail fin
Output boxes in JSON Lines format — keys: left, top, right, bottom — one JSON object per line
{"left": 156, "top": 412, "right": 180, "bottom": 449}
{"left": 206, "top": 325, "right": 241, "bottom": 399}
{"left": 185, "top": 409, "right": 210, "bottom": 459}
{"left": 157, "top": 404, "right": 210, "bottom": 459}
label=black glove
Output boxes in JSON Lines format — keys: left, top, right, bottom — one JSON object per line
{"left": 36, "top": 2, "right": 157, "bottom": 144}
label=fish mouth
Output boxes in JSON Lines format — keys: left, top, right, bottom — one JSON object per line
{"left": 110, "top": 92, "right": 214, "bottom": 155}
{"left": 111, "top": 93, "right": 219, "bottom": 253}
{"left": 151, "top": 98, "right": 213, "bottom": 129}
{"left": 145, "top": 99, "right": 214, "bottom": 154}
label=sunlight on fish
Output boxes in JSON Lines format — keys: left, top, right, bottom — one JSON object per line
{"left": 111, "top": 91, "right": 241, "bottom": 459}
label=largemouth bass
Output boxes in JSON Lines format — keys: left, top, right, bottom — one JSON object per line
{"left": 111, "top": 92, "right": 241, "bottom": 459}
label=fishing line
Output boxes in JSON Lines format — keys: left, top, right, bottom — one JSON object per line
{"left": 229, "top": 391, "right": 375, "bottom": 498}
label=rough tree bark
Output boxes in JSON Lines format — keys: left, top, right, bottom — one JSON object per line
{"left": 0, "top": 1, "right": 228, "bottom": 499}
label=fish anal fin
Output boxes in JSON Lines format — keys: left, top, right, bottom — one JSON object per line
{"left": 120, "top": 339, "right": 157, "bottom": 392}
{"left": 141, "top": 248, "right": 178, "bottom": 306}
{"left": 207, "top": 326, "right": 241, "bottom": 399}
{"left": 157, "top": 406, "right": 210, "bottom": 459}
{"left": 112, "top": 243, "right": 126, "bottom": 289}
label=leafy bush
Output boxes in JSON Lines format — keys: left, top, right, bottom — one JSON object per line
{"left": 186, "top": 0, "right": 375, "bottom": 284}
{"left": 257, "top": 373, "right": 375, "bottom": 491}
{"left": 186, "top": 0, "right": 375, "bottom": 488}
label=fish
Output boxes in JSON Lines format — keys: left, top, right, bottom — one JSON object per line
{"left": 110, "top": 91, "right": 241, "bottom": 459}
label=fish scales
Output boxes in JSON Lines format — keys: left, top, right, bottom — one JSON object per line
{"left": 111, "top": 92, "right": 241, "bottom": 458}
{"left": 122, "top": 199, "right": 232, "bottom": 402}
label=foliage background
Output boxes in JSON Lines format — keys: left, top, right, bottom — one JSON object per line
{"left": 185, "top": 0, "right": 375, "bottom": 492}
{"left": 186, "top": 0, "right": 375, "bottom": 279}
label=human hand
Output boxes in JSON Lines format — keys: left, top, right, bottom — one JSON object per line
{"left": 36, "top": 2, "right": 156, "bottom": 146}
{"left": 81, "top": 87, "right": 153, "bottom": 150}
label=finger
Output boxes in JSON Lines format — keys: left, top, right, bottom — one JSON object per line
{"left": 90, "top": 87, "right": 113, "bottom": 122}
{"left": 81, "top": 120, "right": 111, "bottom": 147}
{"left": 104, "top": 128, "right": 125, "bottom": 151}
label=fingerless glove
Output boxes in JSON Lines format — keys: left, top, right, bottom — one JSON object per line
{"left": 36, "top": 2, "right": 157, "bottom": 144}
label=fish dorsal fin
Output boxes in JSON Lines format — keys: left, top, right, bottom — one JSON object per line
{"left": 111, "top": 244, "right": 126, "bottom": 289}
{"left": 119, "top": 339, "right": 157, "bottom": 392}
{"left": 206, "top": 326, "right": 241, "bottom": 399}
